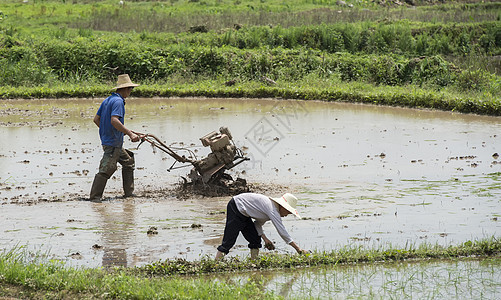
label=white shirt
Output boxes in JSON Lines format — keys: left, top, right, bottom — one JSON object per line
{"left": 234, "top": 192, "right": 294, "bottom": 244}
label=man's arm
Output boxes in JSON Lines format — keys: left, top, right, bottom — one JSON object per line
{"left": 289, "top": 241, "right": 309, "bottom": 255}
{"left": 266, "top": 209, "right": 308, "bottom": 254}
{"left": 93, "top": 115, "right": 100, "bottom": 127}
{"left": 111, "top": 115, "right": 139, "bottom": 142}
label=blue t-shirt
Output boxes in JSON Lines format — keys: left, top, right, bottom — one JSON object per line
{"left": 96, "top": 93, "right": 125, "bottom": 148}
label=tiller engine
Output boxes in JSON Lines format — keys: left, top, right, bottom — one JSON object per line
{"left": 134, "top": 127, "right": 249, "bottom": 184}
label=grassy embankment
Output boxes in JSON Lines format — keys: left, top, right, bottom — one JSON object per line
{"left": 1, "top": 238, "right": 500, "bottom": 299}
{"left": 0, "top": 0, "right": 500, "bottom": 114}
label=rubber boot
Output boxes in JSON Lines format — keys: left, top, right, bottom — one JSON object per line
{"left": 250, "top": 248, "right": 259, "bottom": 260}
{"left": 122, "top": 168, "right": 135, "bottom": 198}
{"left": 89, "top": 174, "right": 108, "bottom": 202}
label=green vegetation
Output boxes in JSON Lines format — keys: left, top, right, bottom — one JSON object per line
{"left": 138, "top": 237, "right": 501, "bottom": 276}
{"left": 0, "top": 0, "right": 500, "bottom": 114}
{"left": 0, "top": 248, "right": 278, "bottom": 299}
{"left": 1, "top": 238, "right": 499, "bottom": 298}
{"left": 1, "top": 2, "right": 500, "bottom": 298}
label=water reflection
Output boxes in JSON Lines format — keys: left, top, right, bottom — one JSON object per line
{"left": 92, "top": 200, "right": 136, "bottom": 267}
{"left": 208, "top": 258, "right": 501, "bottom": 299}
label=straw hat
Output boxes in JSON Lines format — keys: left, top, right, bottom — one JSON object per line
{"left": 270, "top": 193, "right": 301, "bottom": 219}
{"left": 113, "top": 74, "right": 140, "bottom": 90}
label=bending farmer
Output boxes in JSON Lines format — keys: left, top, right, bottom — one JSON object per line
{"left": 89, "top": 74, "right": 140, "bottom": 202}
{"left": 216, "top": 192, "right": 308, "bottom": 259}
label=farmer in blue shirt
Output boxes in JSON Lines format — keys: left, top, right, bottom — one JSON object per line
{"left": 89, "top": 74, "right": 141, "bottom": 202}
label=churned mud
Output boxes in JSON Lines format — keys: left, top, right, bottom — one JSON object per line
{"left": 138, "top": 179, "right": 287, "bottom": 200}
{"left": 177, "top": 177, "right": 249, "bottom": 198}
{"left": 1, "top": 97, "right": 500, "bottom": 268}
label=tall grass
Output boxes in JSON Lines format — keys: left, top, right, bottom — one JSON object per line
{"left": 1, "top": 30, "right": 499, "bottom": 86}
{"left": 71, "top": 1, "right": 501, "bottom": 34}
{"left": 0, "top": 247, "right": 278, "bottom": 299}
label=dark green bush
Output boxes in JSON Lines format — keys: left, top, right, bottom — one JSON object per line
{"left": 189, "top": 47, "right": 226, "bottom": 75}
{"left": 456, "top": 69, "right": 491, "bottom": 91}
{"left": 241, "top": 52, "right": 273, "bottom": 80}
{"left": 173, "top": 22, "right": 501, "bottom": 57}
{"left": 0, "top": 56, "right": 54, "bottom": 86}
{"left": 409, "top": 56, "right": 457, "bottom": 87}
{"left": 479, "top": 23, "right": 501, "bottom": 54}
{"left": 0, "top": 24, "right": 498, "bottom": 93}
{"left": 338, "top": 55, "right": 368, "bottom": 82}
{"left": 367, "top": 56, "right": 402, "bottom": 86}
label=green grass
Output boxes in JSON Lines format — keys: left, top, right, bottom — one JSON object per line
{"left": 137, "top": 237, "right": 501, "bottom": 276}
{"left": 0, "top": 0, "right": 499, "bottom": 116}
{"left": 1, "top": 76, "right": 499, "bottom": 115}
{"left": 1, "top": 238, "right": 499, "bottom": 298}
{"left": 3, "top": 0, "right": 499, "bottom": 34}
{"left": 0, "top": 248, "right": 278, "bottom": 299}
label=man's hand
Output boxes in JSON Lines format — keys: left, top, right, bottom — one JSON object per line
{"left": 111, "top": 116, "right": 140, "bottom": 142}
{"left": 261, "top": 234, "right": 275, "bottom": 250}
{"left": 128, "top": 132, "right": 140, "bottom": 142}
{"left": 289, "top": 241, "right": 309, "bottom": 255}
{"left": 297, "top": 248, "right": 310, "bottom": 255}
{"left": 264, "top": 242, "right": 275, "bottom": 250}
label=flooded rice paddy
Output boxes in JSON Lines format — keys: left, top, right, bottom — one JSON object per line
{"left": 211, "top": 258, "right": 501, "bottom": 299}
{"left": 1, "top": 97, "right": 500, "bottom": 297}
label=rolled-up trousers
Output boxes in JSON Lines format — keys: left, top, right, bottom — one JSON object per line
{"left": 217, "top": 198, "right": 262, "bottom": 254}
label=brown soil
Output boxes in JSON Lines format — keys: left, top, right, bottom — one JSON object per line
{"left": 176, "top": 176, "right": 250, "bottom": 198}
{"left": 139, "top": 176, "right": 290, "bottom": 201}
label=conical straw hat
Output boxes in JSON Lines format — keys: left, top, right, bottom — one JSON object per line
{"left": 270, "top": 193, "right": 301, "bottom": 219}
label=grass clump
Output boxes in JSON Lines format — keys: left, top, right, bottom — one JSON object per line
{"left": 137, "top": 237, "right": 501, "bottom": 276}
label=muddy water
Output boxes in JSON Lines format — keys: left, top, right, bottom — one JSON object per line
{"left": 1, "top": 98, "right": 500, "bottom": 268}
{"left": 210, "top": 258, "right": 501, "bottom": 299}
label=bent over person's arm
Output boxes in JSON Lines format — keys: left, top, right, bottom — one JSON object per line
{"left": 289, "top": 241, "right": 309, "bottom": 255}
{"left": 268, "top": 211, "right": 308, "bottom": 254}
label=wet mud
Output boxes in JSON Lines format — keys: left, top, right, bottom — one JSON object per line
{"left": 1, "top": 97, "right": 501, "bottom": 268}
{"left": 177, "top": 176, "right": 250, "bottom": 198}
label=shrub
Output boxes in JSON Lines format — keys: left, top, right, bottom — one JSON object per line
{"left": 338, "top": 55, "right": 368, "bottom": 82}
{"left": 189, "top": 47, "right": 226, "bottom": 75}
{"left": 456, "top": 69, "right": 491, "bottom": 91}
{"left": 0, "top": 56, "right": 54, "bottom": 86}
{"left": 409, "top": 55, "right": 457, "bottom": 87}
{"left": 367, "top": 55, "right": 402, "bottom": 86}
